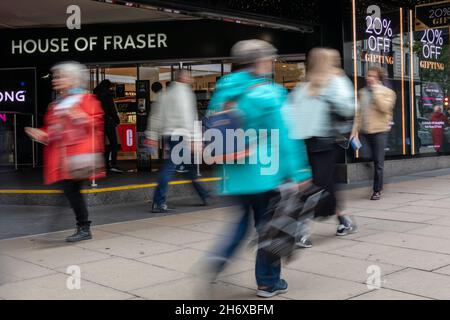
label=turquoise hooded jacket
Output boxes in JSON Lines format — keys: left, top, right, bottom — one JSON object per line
{"left": 207, "top": 71, "right": 312, "bottom": 195}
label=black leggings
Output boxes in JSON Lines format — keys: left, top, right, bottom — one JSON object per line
{"left": 305, "top": 139, "right": 338, "bottom": 217}
{"left": 105, "top": 125, "right": 119, "bottom": 168}
{"left": 62, "top": 180, "right": 90, "bottom": 227}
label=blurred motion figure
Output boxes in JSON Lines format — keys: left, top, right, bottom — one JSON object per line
{"left": 25, "top": 62, "right": 105, "bottom": 242}
{"left": 284, "top": 48, "right": 357, "bottom": 240}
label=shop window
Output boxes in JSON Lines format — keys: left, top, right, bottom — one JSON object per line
{"left": 274, "top": 60, "right": 306, "bottom": 90}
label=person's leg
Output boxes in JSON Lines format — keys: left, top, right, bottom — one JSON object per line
{"left": 186, "top": 163, "right": 209, "bottom": 203}
{"left": 205, "top": 196, "right": 251, "bottom": 278}
{"left": 104, "top": 125, "right": 115, "bottom": 170}
{"left": 62, "top": 180, "right": 91, "bottom": 242}
{"left": 372, "top": 133, "right": 387, "bottom": 194}
{"left": 108, "top": 126, "right": 119, "bottom": 168}
{"left": 306, "top": 148, "right": 337, "bottom": 217}
{"left": 152, "top": 137, "right": 177, "bottom": 207}
{"left": 254, "top": 190, "right": 282, "bottom": 289}
{"left": 62, "top": 180, "right": 89, "bottom": 226}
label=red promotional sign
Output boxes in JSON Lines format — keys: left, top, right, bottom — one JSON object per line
{"left": 117, "top": 123, "right": 137, "bottom": 152}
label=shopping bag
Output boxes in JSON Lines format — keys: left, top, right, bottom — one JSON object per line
{"left": 255, "top": 185, "right": 331, "bottom": 260}
{"left": 67, "top": 153, "right": 104, "bottom": 180}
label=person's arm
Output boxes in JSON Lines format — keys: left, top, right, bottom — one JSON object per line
{"left": 326, "top": 76, "right": 356, "bottom": 118}
{"left": 145, "top": 95, "right": 164, "bottom": 143}
{"left": 351, "top": 96, "right": 362, "bottom": 137}
{"left": 371, "top": 85, "right": 396, "bottom": 114}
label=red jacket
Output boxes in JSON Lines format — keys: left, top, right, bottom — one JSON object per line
{"left": 41, "top": 94, "right": 105, "bottom": 185}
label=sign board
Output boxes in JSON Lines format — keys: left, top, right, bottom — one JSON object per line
{"left": 416, "top": 1, "right": 450, "bottom": 31}
{"left": 0, "top": 68, "right": 36, "bottom": 114}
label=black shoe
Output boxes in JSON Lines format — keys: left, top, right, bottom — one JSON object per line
{"left": 66, "top": 225, "right": 92, "bottom": 242}
{"left": 151, "top": 203, "right": 173, "bottom": 213}
{"left": 257, "top": 279, "right": 289, "bottom": 298}
{"left": 370, "top": 192, "right": 381, "bottom": 201}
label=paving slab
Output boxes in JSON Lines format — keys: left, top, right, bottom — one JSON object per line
{"left": 74, "top": 236, "right": 180, "bottom": 259}
{"left": 383, "top": 269, "right": 450, "bottom": 300}
{"left": 59, "top": 257, "right": 188, "bottom": 292}
{"left": 357, "top": 232, "right": 450, "bottom": 255}
{"left": 350, "top": 289, "right": 431, "bottom": 300}
{"left": 0, "top": 273, "right": 133, "bottom": 300}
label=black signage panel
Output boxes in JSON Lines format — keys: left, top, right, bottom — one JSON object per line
{"left": 0, "top": 68, "right": 36, "bottom": 114}
{"left": 354, "top": 3, "right": 405, "bottom": 156}
{"left": 416, "top": 1, "right": 450, "bottom": 31}
{"left": 0, "top": 20, "right": 320, "bottom": 68}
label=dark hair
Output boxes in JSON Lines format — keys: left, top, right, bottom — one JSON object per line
{"left": 151, "top": 81, "right": 163, "bottom": 93}
{"left": 368, "top": 66, "right": 386, "bottom": 83}
{"left": 93, "top": 79, "right": 112, "bottom": 95}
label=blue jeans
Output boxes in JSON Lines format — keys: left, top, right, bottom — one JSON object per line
{"left": 153, "top": 136, "right": 208, "bottom": 206}
{"left": 214, "top": 190, "right": 281, "bottom": 288}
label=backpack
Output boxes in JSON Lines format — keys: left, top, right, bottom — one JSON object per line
{"left": 202, "top": 83, "right": 268, "bottom": 163}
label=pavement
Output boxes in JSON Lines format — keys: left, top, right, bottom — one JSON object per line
{"left": 2, "top": 169, "right": 450, "bottom": 300}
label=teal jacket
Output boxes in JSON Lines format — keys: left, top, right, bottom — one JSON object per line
{"left": 207, "top": 71, "right": 311, "bottom": 195}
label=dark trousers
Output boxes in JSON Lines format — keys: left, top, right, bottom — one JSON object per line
{"left": 360, "top": 133, "right": 387, "bottom": 193}
{"left": 153, "top": 137, "right": 208, "bottom": 206}
{"left": 214, "top": 191, "right": 281, "bottom": 287}
{"left": 62, "top": 180, "right": 90, "bottom": 227}
{"left": 305, "top": 138, "right": 337, "bottom": 216}
{"left": 104, "top": 125, "right": 119, "bottom": 169}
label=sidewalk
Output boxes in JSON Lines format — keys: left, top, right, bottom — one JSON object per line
{"left": 2, "top": 170, "right": 450, "bottom": 300}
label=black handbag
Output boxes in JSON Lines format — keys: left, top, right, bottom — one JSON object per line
{"left": 255, "top": 185, "right": 332, "bottom": 260}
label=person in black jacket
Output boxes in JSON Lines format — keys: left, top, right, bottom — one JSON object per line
{"left": 94, "top": 80, "right": 122, "bottom": 173}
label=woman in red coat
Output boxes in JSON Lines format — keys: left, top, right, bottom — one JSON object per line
{"left": 26, "top": 62, "right": 105, "bottom": 242}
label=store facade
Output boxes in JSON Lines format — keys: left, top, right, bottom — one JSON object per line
{"left": 1, "top": 0, "right": 449, "bottom": 177}
{"left": 0, "top": 18, "right": 319, "bottom": 171}
{"left": 342, "top": 0, "right": 450, "bottom": 160}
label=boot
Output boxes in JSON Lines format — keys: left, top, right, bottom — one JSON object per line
{"left": 66, "top": 223, "right": 92, "bottom": 242}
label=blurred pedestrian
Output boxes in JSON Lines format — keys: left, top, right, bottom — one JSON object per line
{"left": 352, "top": 66, "right": 396, "bottom": 200}
{"left": 94, "top": 79, "right": 122, "bottom": 173}
{"left": 145, "top": 70, "right": 209, "bottom": 213}
{"left": 284, "top": 48, "right": 357, "bottom": 240}
{"left": 25, "top": 61, "right": 105, "bottom": 242}
{"left": 205, "top": 40, "right": 311, "bottom": 298}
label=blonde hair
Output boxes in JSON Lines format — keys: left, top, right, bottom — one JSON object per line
{"left": 305, "top": 48, "right": 344, "bottom": 96}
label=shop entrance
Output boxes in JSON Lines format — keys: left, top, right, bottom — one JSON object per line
{"left": 87, "top": 56, "right": 306, "bottom": 173}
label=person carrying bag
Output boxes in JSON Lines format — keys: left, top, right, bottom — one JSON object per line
{"left": 26, "top": 61, "right": 105, "bottom": 242}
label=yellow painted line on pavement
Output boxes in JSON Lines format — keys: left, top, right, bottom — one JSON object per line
{"left": 0, "top": 177, "right": 222, "bottom": 195}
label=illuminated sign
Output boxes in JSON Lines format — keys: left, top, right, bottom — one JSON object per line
{"left": 0, "top": 113, "right": 6, "bottom": 122}
{"left": 417, "top": 27, "right": 448, "bottom": 70}
{"left": 10, "top": 34, "right": 168, "bottom": 55}
{"left": 365, "top": 16, "right": 393, "bottom": 52}
{"left": 416, "top": 1, "right": 450, "bottom": 31}
{"left": 421, "top": 28, "right": 444, "bottom": 59}
{"left": 0, "top": 90, "right": 26, "bottom": 103}
{"left": 363, "top": 7, "right": 395, "bottom": 66}
{"left": 0, "top": 68, "right": 36, "bottom": 113}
